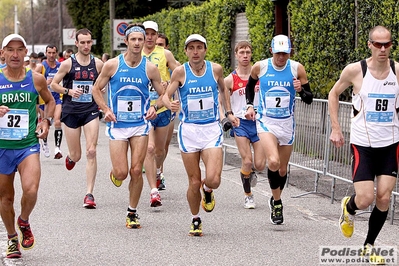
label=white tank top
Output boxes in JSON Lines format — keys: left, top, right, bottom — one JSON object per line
{"left": 351, "top": 60, "right": 399, "bottom": 147}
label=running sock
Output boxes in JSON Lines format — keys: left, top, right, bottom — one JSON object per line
{"left": 8, "top": 233, "right": 17, "bottom": 239}
{"left": 274, "top": 199, "right": 282, "bottom": 205}
{"left": 203, "top": 183, "right": 212, "bottom": 192}
{"left": 192, "top": 213, "right": 200, "bottom": 219}
{"left": 156, "top": 168, "right": 161, "bottom": 175}
{"left": 240, "top": 171, "right": 251, "bottom": 193}
{"left": 268, "top": 169, "right": 280, "bottom": 190}
{"left": 151, "top": 188, "right": 158, "bottom": 194}
{"left": 347, "top": 194, "right": 358, "bottom": 215}
{"left": 54, "top": 129, "right": 62, "bottom": 147}
{"left": 18, "top": 216, "right": 29, "bottom": 224}
{"left": 127, "top": 206, "right": 136, "bottom": 214}
{"left": 240, "top": 169, "right": 251, "bottom": 176}
{"left": 364, "top": 206, "right": 388, "bottom": 246}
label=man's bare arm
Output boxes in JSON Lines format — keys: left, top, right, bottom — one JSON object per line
{"left": 50, "top": 59, "right": 72, "bottom": 94}
{"left": 165, "top": 50, "right": 180, "bottom": 71}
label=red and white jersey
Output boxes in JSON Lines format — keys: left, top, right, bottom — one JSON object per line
{"left": 230, "top": 70, "right": 259, "bottom": 119}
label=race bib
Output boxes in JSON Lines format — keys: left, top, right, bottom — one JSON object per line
{"left": 366, "top": 93, "right": 395, "bottom": 124}
{"left": 0, "top": 109, "right": 29, "bottom": 140}
{"left": 47, "top": 73, "right": 56, "bottom": 92}
{"left": 117, "top": 96, "right": 142, "bottom": 122}
{"left": 72, "top": 80, "right": 93, "bottom": 102}
{"left": 187, "top": 92, "right": 214, "bottom": 121}
{"left": 265, "top": 91, "right": 290, "bottom": 118}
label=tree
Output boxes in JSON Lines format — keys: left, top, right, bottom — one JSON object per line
{"left": 0, "top": 0, "right": 24, "bottom": 40}
{"left": 66, "top": 0, "right": 168, "bottom": 55}
{"left": 18, "top": 0, "right": 73, "bottom": 47}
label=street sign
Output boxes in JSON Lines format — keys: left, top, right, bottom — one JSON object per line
{"left": 63, "top": 28, "right": 76, "bottom": 46}
{"left": 113, "top": 19, "right": 132, "bottom": 51}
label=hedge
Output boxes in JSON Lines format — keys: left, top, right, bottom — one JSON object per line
{"left": 102, "top": 0, "right": 399, "bottom": 99}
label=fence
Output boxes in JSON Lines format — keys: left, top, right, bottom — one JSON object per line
{"left": 222, "top": 98, "right": 398, "bottom": 224}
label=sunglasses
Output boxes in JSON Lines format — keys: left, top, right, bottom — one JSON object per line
{"left": 369, "top": 40, "right": 393, "bottom": 49}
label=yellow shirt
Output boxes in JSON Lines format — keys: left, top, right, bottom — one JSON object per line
{"left": 142, "top": 46, "right": 170, "bottom": 114}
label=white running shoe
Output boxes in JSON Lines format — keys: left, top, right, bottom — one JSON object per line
{"left": 42, "top": 141, "right": 50, "bottom": 158}
{"left": 244, "top": 195, "right": 256, "bottom": 209}
{"left": 54, "top": 147, "right": 63, "bottom": 159}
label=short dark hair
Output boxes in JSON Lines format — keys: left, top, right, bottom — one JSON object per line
{"left": 46, "top": 45, "right": 58, "bottom": 52}
{"left": 102, "top": 53, "right": 110, "bottom": 60}
{"left": 65, "top": 48, "right": 74, "bottom": 53}
{"left": 38, "top": 52, "right": 45, "bottom": 58}
{"left": 157, "top": 33, "right": 169, "bottom": 47}
{"left": 75, "top": 28, "right": 92, "bottom": 41}
{"left": 29, "top": 52, "right": 38, "bottom": 58}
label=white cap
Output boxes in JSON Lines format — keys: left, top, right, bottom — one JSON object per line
{"left": 24, "top": 56, "right": 30, "bottom": 62}
{"left": 271, "top": 34, "right": 291, "bottom": 54}
{"left": 2, "top": 34, "right": 27, "bottom": 49}
{"left": 143, "top": 21, "right": 158, "bottom": 32}
{"left": 184, "top": 34, "right": 207, "bottom": 48}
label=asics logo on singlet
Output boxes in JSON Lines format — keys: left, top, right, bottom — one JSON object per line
{"left": 119, "top": 69, "right": 129, "bottom": 72}
{"left": 188, "top": 80, "right": 197, "bottom": 84}
{"left": 383, "top": 81, "right": 396, "bottom": 86}
{"left": 265, "top": 73, "right": 275, "bottom": 77}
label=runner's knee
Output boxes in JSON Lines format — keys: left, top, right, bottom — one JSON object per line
{"left": 253, "top": 158, "right": 266, "bottom": 171}
{"left": 204, "top": 177, "right": 221, "bottom": 189}
{"left": 86, "top": 148, "right": 96, "bottom": 159}
{"left": 267, "top": 157, "right": 280, "bottom": 172}
{"left": 355, "top": 194, "right": 374, "bottom": 209}
{"left": 114, "top": 169, "right": 128, "bottom": 180}
{"left": 242, "top": 157, "right": 253, "bottom": 171}
{"left": 375, "top": 194, "right": 391, "bottom": 209}
{"left": 146, "top": 143, "right": 155, "bottom": 156}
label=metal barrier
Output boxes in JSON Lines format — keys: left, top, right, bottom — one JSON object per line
{"left": 222, "top": 98, "right": 398, "bottom": 224}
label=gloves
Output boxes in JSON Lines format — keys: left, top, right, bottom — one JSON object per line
{"left": 221, "top": 117, "right": 232, "bottom": 132}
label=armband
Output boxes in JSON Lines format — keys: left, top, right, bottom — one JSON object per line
{"left": 298, "top": 82, "right": 313, "bottom": 105}
{"left": 245, "top": 76, "right": 258, "bottom": 105}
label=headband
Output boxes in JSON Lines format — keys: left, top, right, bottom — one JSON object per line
{"left": 125, "top": 26, "right": 146, "bottom": 37}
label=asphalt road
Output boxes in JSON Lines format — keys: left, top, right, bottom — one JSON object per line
{"left": 1, "top": 122, "right": 398, "bottom": 266}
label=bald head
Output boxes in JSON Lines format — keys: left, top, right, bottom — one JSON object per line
{"left": 369, "top": 25, "right": 391, "bottom": 41}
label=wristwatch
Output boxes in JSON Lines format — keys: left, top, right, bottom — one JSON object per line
{"left": 151, "top": 104, "right": 158, "bottom": 111}
{"left": 64, "top": 88, "right": 69, "bottom": 95}
{"left": 225, "top": 110, "right": 234, "bottom": 117}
